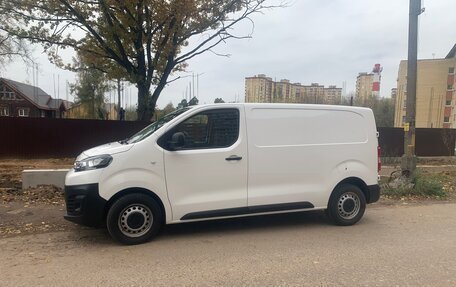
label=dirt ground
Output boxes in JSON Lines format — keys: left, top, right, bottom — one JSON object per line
{"left": 1, "top": 158, "right": 455, "bottom": 239}
{"left": 0, "top": 159, "right": 76, "bottom": 237}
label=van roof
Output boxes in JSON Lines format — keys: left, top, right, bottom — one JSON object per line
{"left": 196, "top": 103, "right": 373, "bottom": 112}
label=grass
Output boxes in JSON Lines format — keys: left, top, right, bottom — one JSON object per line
{"left": 381, "top": 172, "right": 447, "bottom": 199}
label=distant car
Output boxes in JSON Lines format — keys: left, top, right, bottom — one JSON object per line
{"left": 64, "top": 103, "right": 380, "bottom": 244}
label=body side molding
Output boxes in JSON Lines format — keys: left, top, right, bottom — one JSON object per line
{"left": 181, "top": 201, "right": 314, "bottom": 220}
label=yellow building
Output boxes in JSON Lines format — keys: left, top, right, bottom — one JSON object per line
{"left": 325, "top": 85, "right": 342, "bottom": 105}
{"left": 244, "top": 74, "right": 274, "bottom": 103}
{"left": 355, "top": 72, "right": 374, "bottom": 103}
{"left": 394, "top": 44, "right": 456, "bottom": 128}
{"left": 245, "top": 75, "right": 341, "bottom": 105}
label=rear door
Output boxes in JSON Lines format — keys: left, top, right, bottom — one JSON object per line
{"left": 160, "top": 106, "right": 248, "bottom": 221}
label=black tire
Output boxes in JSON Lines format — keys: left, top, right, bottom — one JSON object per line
{"left": 326, "top": 184, "right": 366, "bottom": 226}
{"left": 107, "top": 193, "right": 163, "bottom": 245}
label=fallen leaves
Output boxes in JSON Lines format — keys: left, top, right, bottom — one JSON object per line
{"left": 1, "top": 185, "right": 64, "bottom": 205}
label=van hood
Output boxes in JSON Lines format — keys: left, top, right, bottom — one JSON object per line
{"left": 77, "top": 142, "right": 133, "bottom": 160}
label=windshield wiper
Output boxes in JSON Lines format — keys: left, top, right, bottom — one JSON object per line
{"left": 118, "top": 138, "right": 129, "bottom": 145}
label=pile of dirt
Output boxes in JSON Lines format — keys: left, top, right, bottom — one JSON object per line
{"left": 0, "top": 165, "right": 22, "bottom": 190}
{"left": 1, "top": 185, "right": 64, "bottom": 205}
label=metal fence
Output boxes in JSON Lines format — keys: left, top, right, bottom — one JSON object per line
{"left": 378, "top": 127, "right": 455, "bottom": 157}
{"left": 0, "top": 118, "right": 455, "bottom": 158}
{"left": 0, "top": 117, "right": 149, "bottom": 158}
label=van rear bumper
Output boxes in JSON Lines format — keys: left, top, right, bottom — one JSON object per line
{"left": 64, "top": 183, "right": 107, "bottom": 227}
{"left": 366, "top": 184, "right": 380, "bottom": 203}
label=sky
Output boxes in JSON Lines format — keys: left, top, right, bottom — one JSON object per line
{"left": 2, "top": 0, "right": 456, "bottom": 109}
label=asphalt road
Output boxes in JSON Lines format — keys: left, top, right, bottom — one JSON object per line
{"left": 1, "top": 203, "right": 456, "bottom": 287}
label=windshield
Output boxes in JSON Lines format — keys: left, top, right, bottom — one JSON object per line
{"left": 126, "top": 108, "right": 191, "bottom": 144}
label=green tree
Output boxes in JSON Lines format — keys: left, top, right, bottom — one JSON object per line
{"left": 155, "top": 102, "right": 176, "bottom": 120}
{"left": 161, "top": 102, "right": 176, "bottom": 115}
{"left": 177, "top": 99, "right": 188, "bottom": 109}
{"left": 340, "top": 93, "right": 354, "bottom": 106}
{"left": 344, "top": 93, "right": 395, "bottom": 127}
{"left": 214, "top": 98, "right": 225, "bottom": 103}
{"left": 1, "top": 0, "right": 279, "bottom": 121}
{"left": 70, "top": 58, "right": 111, "bottom": 119}
{"left": 188, "top": 96, "right": 199, "bottom": 106}
{"left": 372, "top": 97, "right": 395, "bottom": 127}
{"left": 125, "top": 107, "right": 138, "bottom": 121}
{"left": 0, "top": 19, "right": 30, "bottom": 67}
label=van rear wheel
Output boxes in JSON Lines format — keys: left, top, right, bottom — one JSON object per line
{"left": 107, "top": 193, "right": 163, "bottom": 245}
{"left": 326, "top": 184, "right": 366, "bottom": 226}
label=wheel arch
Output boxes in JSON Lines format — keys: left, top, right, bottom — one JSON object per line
{"left": 330, "top": 177, "right": 370, "bottom": 204}
{"left": 103, "top": 187, "right": 166, "bottom": 224}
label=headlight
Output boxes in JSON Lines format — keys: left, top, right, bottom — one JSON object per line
{"left": 74, "top": 154, "right": 113, "bottom": 172}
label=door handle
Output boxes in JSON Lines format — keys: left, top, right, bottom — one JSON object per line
{"left": 225, "top": 155, "right": 242, "bottom": 161}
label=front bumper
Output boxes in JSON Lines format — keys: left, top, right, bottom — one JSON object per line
{"left": 64, "top": 183, "right": 107, "bottom": 227}
{"left": 366, "top": 184, "right": 380, "bottom": 203}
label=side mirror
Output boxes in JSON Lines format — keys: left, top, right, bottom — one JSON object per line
{"left": 168, "top": 132, "right": 185, "bottom": 150}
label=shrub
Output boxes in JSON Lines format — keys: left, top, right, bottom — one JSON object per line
{"left": 382, "top": 172, "right": 447, "bottom": 198}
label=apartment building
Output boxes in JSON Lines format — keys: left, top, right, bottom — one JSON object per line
{"left": 244, "top": 74, "right": 274, "bottom": 103}
{"left": 245, "top": 75, "right": 341, "bottom": 105}
{"left": 355, "top": 72, "right": 374, "bottom": 102}
{"left": 394, "top": 44, "right": 456, "bottom": 128}
{"left": 325, "top": 85, "right": 343, "bottom": 105}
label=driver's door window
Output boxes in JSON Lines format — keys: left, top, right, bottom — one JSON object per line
{"left": 161, "top": 109, "right": 239, "bottom": 150}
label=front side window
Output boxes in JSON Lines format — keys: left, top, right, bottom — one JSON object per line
{"left": 126, "top": 107, "right": 191, "bottom": 144}
{"left": 160, "top": 108, "right": 240, "bottom": 150}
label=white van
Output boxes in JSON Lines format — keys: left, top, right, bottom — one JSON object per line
{"left": 64, "top": 103, "right": 380, "bottom": 244}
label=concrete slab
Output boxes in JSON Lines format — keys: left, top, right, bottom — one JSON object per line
{"left": 22, "top": 169, "right": 70, "bottom": 189}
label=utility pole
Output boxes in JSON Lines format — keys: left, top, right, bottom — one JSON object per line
{"left": 117, "top": 79, "right": 121, "bottom": 120}
{"left": 401, "top": 0, "right": 423, "bottom": 177}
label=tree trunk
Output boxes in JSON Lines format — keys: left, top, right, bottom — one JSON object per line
{"left": 137, "top": 82, "right": 153, "bottom": 121}
{"left": 146, "top": 56, "right": 176, "bottom": 120}
{"left": 148, "top": 73, "right": 170, "bottom": 120}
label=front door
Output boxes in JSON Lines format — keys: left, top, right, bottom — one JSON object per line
{"left": 160, "top": 107, "right": 247, "bottom": 221}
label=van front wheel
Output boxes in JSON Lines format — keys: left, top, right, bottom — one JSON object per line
{"left": 107, "top": 194, "right": 163, "bottom": 245}
{"left": 326, "top": 184, "right": 366, "bottom": 226}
